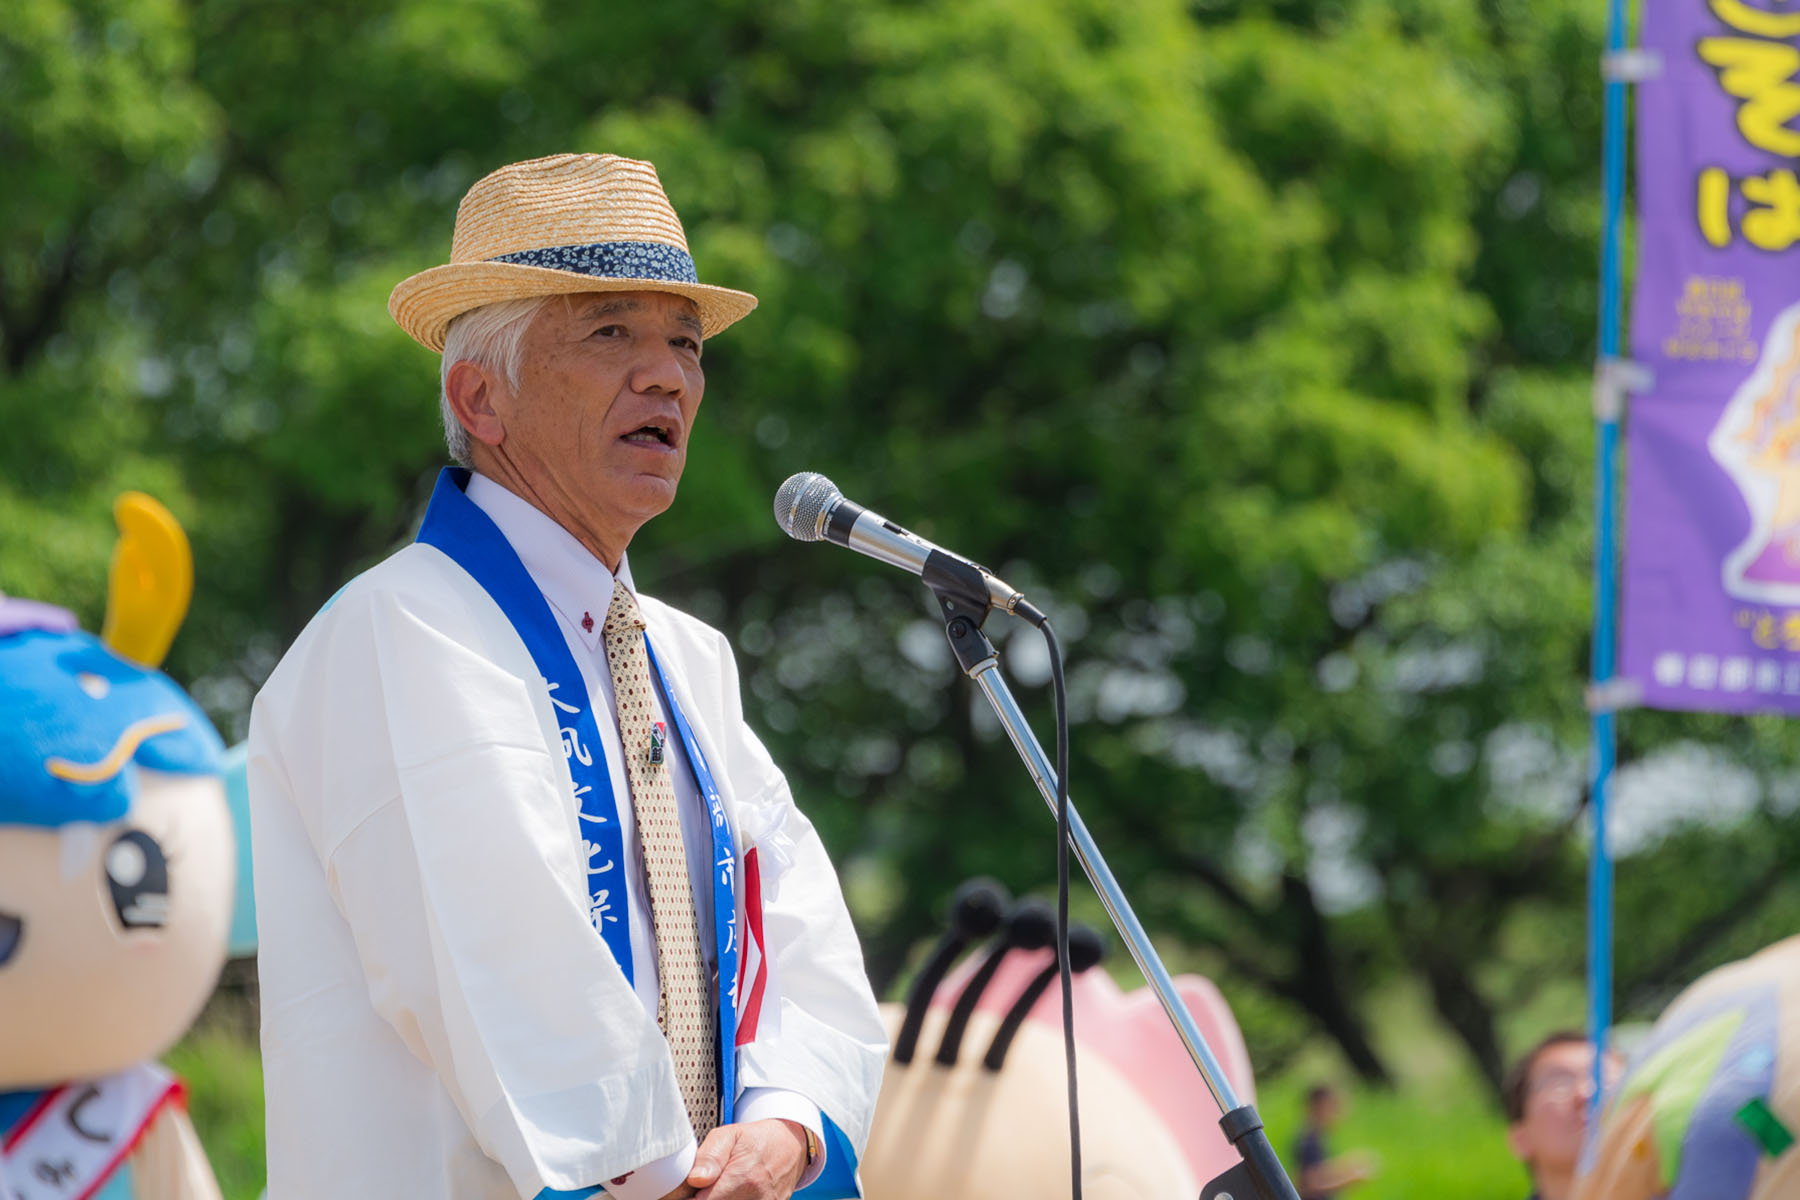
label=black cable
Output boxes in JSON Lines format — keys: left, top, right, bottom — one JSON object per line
{"left": 982, "top": 924, "right": 1105, "bottom": 1072}
{"left": 1040, "top": 618, "right": 1080, "bottom": 1200}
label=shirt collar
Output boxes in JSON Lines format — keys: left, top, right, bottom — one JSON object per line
{"left": 464, "top": 472, "right": 635, "bottom": 652}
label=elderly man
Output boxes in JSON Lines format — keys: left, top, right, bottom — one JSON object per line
{"left": 249, "top": 154, "right": 886, "bottom": 1200}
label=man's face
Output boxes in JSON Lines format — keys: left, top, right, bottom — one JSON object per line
{"left": 499, "top": 289, "right": 706, "bottom": 542}
{"left": 1508, "top": 1041, "right": 1618, "bottom": 1177}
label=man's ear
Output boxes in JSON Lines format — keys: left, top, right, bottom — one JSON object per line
{"left": 1506, "top": 1120, "right": 1532, "bottom": 1164}
{"left": 444, "top": 359, "right": 507, "bottom": 448}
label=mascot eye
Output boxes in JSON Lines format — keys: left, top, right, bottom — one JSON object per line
{"left": 104, "top": 829, "right": 170, "bottom": 930}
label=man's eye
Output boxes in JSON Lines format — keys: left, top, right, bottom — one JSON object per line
{"left": 674, "top": 336, "right": 701, "bottom": 353}
{"left": 592, "top": 324, "right": 627, "bottom": 338}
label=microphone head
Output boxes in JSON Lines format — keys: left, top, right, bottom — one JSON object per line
{"left": 773, "top": 472, "right": 843, "bottom": 542}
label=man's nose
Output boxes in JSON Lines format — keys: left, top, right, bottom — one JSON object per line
{"left": 629, "top": 339, "right": 688, "bottom": 395}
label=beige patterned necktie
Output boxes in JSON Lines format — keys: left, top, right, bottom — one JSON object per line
{"left": 601, "top": 581, "right": 720, "bottom": 1139}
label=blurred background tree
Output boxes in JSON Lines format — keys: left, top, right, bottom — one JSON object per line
{"left": 7, "top": 0, "right": 1798, "bottom": 1131}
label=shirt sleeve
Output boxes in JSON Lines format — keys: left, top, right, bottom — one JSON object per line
{"left": 270, "top": 582, "right": 694, "bottom": 1196}
{"left": 736, "top": 1088, "right": 828, "bottom": 1190}
{"left": 584, "top": 1091, "right": 821, "bottom": 1198}
{"left": 596, "top": 1141, "right": 697, "bottom": 1200}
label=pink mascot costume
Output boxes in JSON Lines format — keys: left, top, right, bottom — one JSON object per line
{"left": 859, "top": 880, "right": 1256, "bottom": 1199}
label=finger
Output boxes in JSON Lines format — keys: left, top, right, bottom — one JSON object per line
{"left": 688, "top": 1125, "right": 739, "bottom": 1189}
{"left": 694, "top": 1130, "right": 791, "bottom": 1200}
{"left": 692, "top": 1161, "right": 755, "bottom": 1200}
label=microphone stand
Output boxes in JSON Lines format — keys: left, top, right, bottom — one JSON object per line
{"left": 924, "top": 557, "right": 1300, "bottom": 1200}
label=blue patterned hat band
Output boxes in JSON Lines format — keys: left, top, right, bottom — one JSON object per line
{"left": 487, "top": 241, "right": 699, "bottom": 285}
{"left": 388, "top": 154, "right": 758, "bottom": 351}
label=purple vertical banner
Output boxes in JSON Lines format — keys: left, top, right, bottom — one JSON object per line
{"left": 1621, "top": 0, "right": 1800, "bottom": 714}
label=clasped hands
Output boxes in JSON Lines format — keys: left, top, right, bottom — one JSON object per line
{"left": 658, "top": 1118, "right": 811, "bottom": 1200}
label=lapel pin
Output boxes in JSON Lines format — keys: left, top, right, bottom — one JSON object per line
{"left": 649, "top": 722, "right": 666, "bottom": 766}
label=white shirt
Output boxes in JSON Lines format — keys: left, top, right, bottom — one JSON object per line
{"left": 465, "top": 474, "right": 818, "bottom": 1196}
{"left": 248, "top": 475, "right": 887, "bottom": 1200}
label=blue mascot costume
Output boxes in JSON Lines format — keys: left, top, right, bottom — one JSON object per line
{"left": 0, "top": 494, "right": 233, "bottom": 1200}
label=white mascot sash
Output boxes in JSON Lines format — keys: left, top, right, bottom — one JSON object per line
{"left": 0, "top": 1063, "right": 181, "bottom": 1200}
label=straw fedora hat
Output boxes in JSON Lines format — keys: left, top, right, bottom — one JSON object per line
{"left": 389, "top": 153, "right": 758, "bottom": 352}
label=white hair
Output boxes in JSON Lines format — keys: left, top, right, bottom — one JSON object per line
{"left": 438, "top": 295, "right": 556, "bottom": 467}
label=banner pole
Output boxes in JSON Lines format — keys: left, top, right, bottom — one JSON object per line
{"left": 1588, "top": 0, "right": 1631, "bottom": 1106}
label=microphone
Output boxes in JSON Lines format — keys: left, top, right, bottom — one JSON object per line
{"left": 773, "top": 472, "right": 1044, "bottom": 625}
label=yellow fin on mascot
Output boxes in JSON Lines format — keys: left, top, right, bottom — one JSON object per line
{"left": 0, "top": 494, "right": 233, "bottom": 1200}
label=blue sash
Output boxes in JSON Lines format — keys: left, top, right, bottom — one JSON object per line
{"left": 646, "top": 640, "right": 740, "bottom": 1113}
{"left": 416, "top": 470, "right": 635, "bottom": 982}
{"left": 418, "top": 470, "right": 858, "bottom": 1198}
{"left": 415, "top": 469, "right": 741, "bottom": 1114}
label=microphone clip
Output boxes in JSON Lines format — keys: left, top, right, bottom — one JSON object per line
{"left": 923, "top": 552, "right": 997, "bottom": 627}
{"left": 925, "top": 553, "right": 1003, "bottom": 674}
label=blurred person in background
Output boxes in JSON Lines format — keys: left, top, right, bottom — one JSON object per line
{"left": 1505, "top": 1031, "right": 1620, "bottom": 1200}
{"left": 1295, "top": 1083, "right": 1377, "bottom": 1200}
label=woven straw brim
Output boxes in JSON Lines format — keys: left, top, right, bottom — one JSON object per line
{"left": 389, "top": 260, "right": 759, "bottom": 353}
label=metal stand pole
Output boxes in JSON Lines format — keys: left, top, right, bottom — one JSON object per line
{"left": 933, "top": 585, "right": 1300, "bottom": 1200}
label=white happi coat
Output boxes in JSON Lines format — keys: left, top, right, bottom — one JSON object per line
{"left": 248, "top": 536, "right": 887, "bottom": 1199}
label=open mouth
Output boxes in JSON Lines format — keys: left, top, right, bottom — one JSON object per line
{"left": 621, "top": 423, "right": 674, "bottom": 448}
{"left": 0, "top": 910, "right": 21, "bottom": 966}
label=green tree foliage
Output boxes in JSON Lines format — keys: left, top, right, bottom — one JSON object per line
{"left": 6, "top": 0, "right": 1796, "bottom": 1100}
